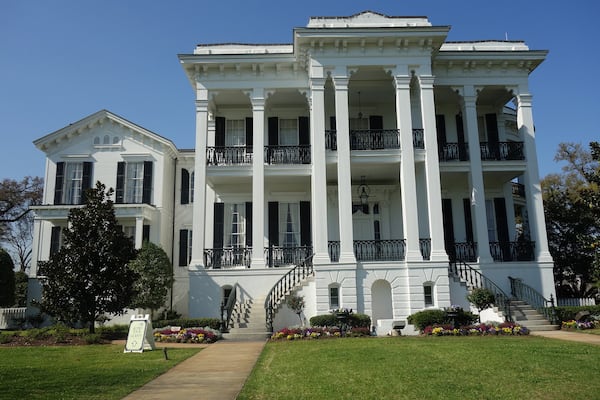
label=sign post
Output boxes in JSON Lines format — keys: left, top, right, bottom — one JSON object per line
{"left": 124, "top": 314, "right": 155, "bottom": 353}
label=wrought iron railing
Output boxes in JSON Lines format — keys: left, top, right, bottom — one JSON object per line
{"left": 325, "top": 130, "right": 337, "bottom": 150}
{"left": 265, "top": 245, "right": 313, "bottom": 268}
{"left": 328, "top": 239, "right": 407, "bottom": 261}
{"left": 419, "top": 238, "right": 431, "bottom": 260}
{"left": 204, "top": 248, "right": 252, "bottom": 269}
{"left": 412, "top": 129, "right": 424, "bottom": 149}
{"left": 512, "top": 182, "right": 526, "bottom": 198}
{"left": 439, "top": 143, "right": 469, "bottom": 161}
{"left": 480, "top": 141, "right": 525, "bottom": 161}
{"left": 206, "top": 147, "right": 253, "bottom": 166}
{"left": 220, "top": 284, "right": 237, "bottom": 332}
{"left": 264, "top": 145, "right": 311, "bottom": 164}
{"left": 350, "top": 129, "right": 400, "bottom": 150}
{"left": 450, "top": 242, "right": 478, "bottom": 263}
{"left": 328, "top": 241, "right": 340, "bottom": 262}
{"left": 489, "top": 241, "right": 535, "bottom": 262}
{"left": 449, "top": 261, "right": 513, "bottom": 321}
{"left": 265, "top": 253, "right": 315, "bottom": 332}
{"left": 509, "top": 276, "right": 558, "bottom": 324}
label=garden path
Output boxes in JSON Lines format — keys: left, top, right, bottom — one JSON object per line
{"left": 530, "top": 330, "right": 600, "bottom": 345}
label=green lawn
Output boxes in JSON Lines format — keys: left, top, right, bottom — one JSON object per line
{"left": 238, "top": 336, "right": 600, "bottom": 400}
{"left": 0, "top": 345, "right": 200, "bottom": 400}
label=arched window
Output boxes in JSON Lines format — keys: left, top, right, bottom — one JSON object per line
{"left": 93, "top": 136, "right": 100, "bottom": 145}
{"left": 103, "top": 135, "right": 110, "bottom": 144}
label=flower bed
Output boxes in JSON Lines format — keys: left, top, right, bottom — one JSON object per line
{"left": 153, "top": 326, "right": 221, "bottom": 343}
{"left": 422, "top": 322, "right": 529, "bottom": 336}
{"left": 271, "top": 326, "right": 371, "bottom": 340}
{"left": 561, "top": 320, "right": 600, "bottom": 330}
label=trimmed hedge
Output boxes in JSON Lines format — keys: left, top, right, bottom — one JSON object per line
{"left": 152, "top": 318, "right": 221, "bottom": 330}
{"left": 407, "top": 309, "right": 478, "bottom": 331}
{"left": 554, "top": 305, "right": 600, "bottom": 322}
{"left": 309, "top": 313, "right": 371, "bottom": 328}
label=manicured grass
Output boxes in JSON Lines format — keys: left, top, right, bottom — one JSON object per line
{"left": 0, "top": 345, "right": 201, "bottom": 400}
{"left": 238, "top": 336, "right": 600, "bottom": 400}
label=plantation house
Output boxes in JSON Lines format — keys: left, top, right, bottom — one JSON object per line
{"left": 30, "top": 11, "right": 555, "bottom": 335}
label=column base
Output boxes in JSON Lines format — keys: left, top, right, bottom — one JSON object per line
{"left": 428, "top": 250, "right": 450, "bottom": 262}
{"left": 251, "top": 258, "right": 266, "bottom": 269}
{"left": 312, "top": 253, "right": 331, "bottom": 266}
{"left": 339, "top": 252, "right": 356, "bottom": 264}
{"left": 405, "top": 250, "right": 423, "bottom": 262}
{"left": 536, "top": 251, "right": 554, "bottom": 263}
{"left": 188, "top": 259, "right": 205, "bottom": 271}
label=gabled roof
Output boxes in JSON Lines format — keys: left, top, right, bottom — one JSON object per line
{"left": 34, "top": 110, "right": 179, "bottom": 158}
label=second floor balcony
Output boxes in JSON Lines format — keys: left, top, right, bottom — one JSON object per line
{"left": 480, "top": 142, "right": 525, "bottom": 161}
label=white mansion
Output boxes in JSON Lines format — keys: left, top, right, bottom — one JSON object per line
{"left": 30, "top": 11, "right": 555, "bottom": 334}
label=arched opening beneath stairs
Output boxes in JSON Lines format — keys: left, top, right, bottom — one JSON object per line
{"left": 371, "top": 279, "right": 393, "bottom": 327}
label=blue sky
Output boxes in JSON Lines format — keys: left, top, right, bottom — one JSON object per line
{"left": 1, "top": 0, "right": 598, "bottom": 180}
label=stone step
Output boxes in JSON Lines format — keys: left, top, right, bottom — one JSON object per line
{"left": 523, "top": 324, "right": 560, "bottom": 332}
{"left": 223, "top": 331, "right": 271, "bottom": 341}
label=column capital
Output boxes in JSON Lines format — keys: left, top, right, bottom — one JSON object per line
{"left": 310, "top": 77, "right": 326, "bottom": 90}
{"left": 195, "top": 99, "right": 209, "bottom": 112}
{"left": 417, "top": 75, "right": 435, "bottom": 89}
{"left": 517, "top": 93, "right": 533, "bottom": 108}
{"left": 331, "top": 76, "right": 349, "bottom": 89}
{"left": 393, "top": 75, "right": 411, "bottom": 89}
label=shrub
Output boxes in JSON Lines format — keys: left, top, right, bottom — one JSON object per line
{"left": 467, "top": 288, "right": 496, "bottom": 312}
{"left": 407, "top": 309, "right": 478, "bottom": 332}
{"left": 84, "top": 333, "right": 103, "bottom": 344}
{"left": 309, "top": 313, "right": 371, "bottom": 328}
{"left": 554, "top": 306, "right": 600, "bottom": 323}
{"left": 97, "top": 324, "right": 129, "bottom": 340}
{"left": 152, "top": 318, "right": 221, "bottom": 330}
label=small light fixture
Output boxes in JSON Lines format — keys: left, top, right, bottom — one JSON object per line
{"left": 358, "top": 176, "right": 370, "bottom": 206}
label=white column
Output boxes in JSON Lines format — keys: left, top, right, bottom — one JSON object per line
{"left": 190, "top": 89, "right": 209, "bottom": 269}
{"left": 517, "top": 92, "right": 552, "bottom": 262}
{"left": 134, "top": 216, "right": 143, "bottom": 249}
{"left": 461, "top": 86, "right": 492, "bottom": 263}
{"left": 419, "top": 75, "right": 447, "bottom": 262}
{"left": 310, "top": 78, "right": 330, "bottom": 264}
{"left": 394, "top": 75, "right": 421, "bottom": 262}
{"left": 332, "top": 75, "right": 356, "bottom": 264}
{"left": 251, "top": 90, "right": 266, "bottom": 268}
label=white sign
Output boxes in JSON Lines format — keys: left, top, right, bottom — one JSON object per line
{"left": 124, "top": 314, "right": 156, "bottom": 353}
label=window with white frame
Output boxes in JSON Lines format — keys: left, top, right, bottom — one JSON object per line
{"left": 279, "top": 202, "right": 300, "bottom": 247}
{"left": 424, "top": 283, "right": 434, "bottom": 307}
{"left": 64, "top": 162, "right": 83, "bottom": 205}
{"left": 225, "top": 203, "right": 245, "bottom": 248}
{"left": 125, "top": 162, "right": 144, "bottom": 203}
{"left": 279, "top": 119, "right": 298, "bottom": 145}
{"left": 329, "top": 285, "right": 340, "bottom": 309}
{"left": 226, "top": 119, "right": 245, "bottom": 146}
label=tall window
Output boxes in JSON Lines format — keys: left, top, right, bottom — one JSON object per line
{"left": 65, "top": 162, "right": 83, "bottom": 204}
{"left": 485, "top": 200, "right": 497, "bottom": 241}
{"left": 179, "top": 229, "right": 193, "bottom": 266}
{"left": 126, "top": 162, "right": 144, "bottom": 203}
{"left": 279, "top": 203, "right": 300, "bottom": 247}
{"left": 226, "top": 119, "right": 245, "bottom": 146}
{"left": 190, "top": 171, "right": 195, "bottom": 203}
{"left": 116, "top": 161, "right": 152, "bottom": 204}
{"left": 424, "top": 283, "right": 434, "bottom": 307}
{"left": 279, "top": 119, "right": 298, "bottom": 145}
{"left": 225, "top": 203, "right": 245, "bottom": 248}
{"left": 54, "top": 161, "right": 92, "bottom": 205}
{"left": 329, "top": 285, "right": 340, "bottom": 309}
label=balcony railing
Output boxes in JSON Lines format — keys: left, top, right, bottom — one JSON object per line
{"left": 328, "top": 239, "right": 406, "bottom": 262}
{"left": 512, "top": 182, "right": 526, "bottom": 198}
{"left": 204, "top": 247, "right": 252, "bottom": 269}
{"left": 265, "top": 245, "right": 313, "bottom": 267}
{"left": 449, "top": 242, "right": 478, "bottom": 263}
{"left": 325, "top": 130, "right": 337, "bottom": 150}
{"left": 350, "top": 129, "right": 400, "bottom": 150}
{"left": 206, "top": 147, "right": 253, "bottom": 166}
{"left": 413, "top": 129, "right": 424, "bottom": 149}
{"left": 489, "top": 241, "right": 535, "bottom": 262}
{"left": 439, "top": 143, "right": 469, "bottom": 161}
{"left": 480, "top": 142, "right": 525, "bottom": 161}
{"left": 419, "top": 238, "right": 431, "bottom": 260}
{"left": 265, "top": 145, "right": 311, "bottom": 164}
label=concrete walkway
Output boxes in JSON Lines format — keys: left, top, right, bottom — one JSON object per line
{"left": 121, "top": 339, "right": 266, "bottom": 400}
{"left": 530, "top": 329, "right": 600, "bottom": 345}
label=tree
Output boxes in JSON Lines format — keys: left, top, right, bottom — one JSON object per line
{"left": 129, "top": 241, "right": 174, "bottom": 318}
{"left": 14, "top": 271, "right": 28, "bottom": 307}
{"left": 37, "top": 182, "right": 137, "bottom": 333}
{"left": 467, "top": 288, "right": 496, "bottom": 322}
{"left": 0, "top": 176, "right": 43, "bottom": 238}
{"left": 0, "top": 249, "right": 15, "bottom": 307}
{"left": 285, "top": 294, "right": 305, "bottom": 326}
{"left": 542, "top": 142, "right": 600, "bottom": 298}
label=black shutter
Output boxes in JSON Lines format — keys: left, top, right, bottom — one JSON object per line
{"left": 268, "top": 117, "right": 279, "bottom": 145}
{"left": 245, "top": 202, "right": 252, "bottom": 247}
{"left": 436, "top": 115, "right": 447, "bottom": 148}
{"left": 115, "top": 162, "right": 125, "bottom": 203}
{"left": 369, "top": 115, "right": 383, "bottom": 130}
{"left": 215, "top": 117, "right": 226, "bottom": 148}
{"left": 81, "top": 162, "right": 93, "bottom": 204}
{"left": 299, "top": 116, "right": 310, "bottom": 145}
{"left": 245, "top": 117, "right": 253, "bottom": 153}
{"left": 485, "top": 113, "right": 500, "bottom": 160}
{"left": 142, "top": 225, "right": 150, "bottom": 243}
{"left": 300, "top": 201, "right": 311, "bottom": 246}
{"left": 494, "top": 197, "right": 511, "bottom": 260}
{"left": 442, "top": 199, "right": 455, "bottom": 261}
{"left": 268, "top": 202, "right": 279, "bottom": 246}
{"left": 50, "top": 226, "right": 61, "bottom": 256}
{"left": 181, "top": 168, "right": 189, "bottom": 205}
{"left": 456, "top": 114, "right": 467, "bottom": 161}
{"left": 142, "top": 161, "right": 153, "bottom": 204}
{"left": 330, "top": 116, "right": 336, "bottom": 131}
{"left": 179, "top": 229, "right": 188, "bottom": 266}
{"left": 463, "top": 198, "right": 474, "bottom": 243}
{"left": 54, "top": 162, "right": 65, "bottom": 205}
{"left": 213, "top": 203, "right": 224, "bottom": 249}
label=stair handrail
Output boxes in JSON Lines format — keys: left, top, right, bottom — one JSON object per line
{"left": 508, "top": 276, "right": 558, "bottom": 324}
{"left": 265, "top": 253, "right": 315, "bottom": 332}
{"left": 220, "top": 283, "right": 237, "bottom": 332}
{"left": 449, "top": 261, "right": 513, "bottom": 322}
